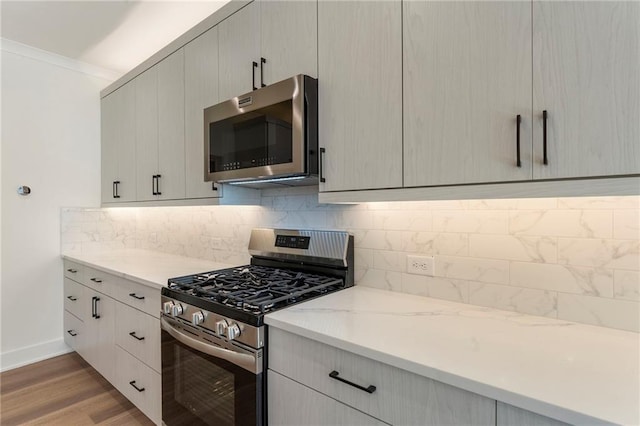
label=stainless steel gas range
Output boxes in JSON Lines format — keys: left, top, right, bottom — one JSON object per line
{"left": 160, "top": 228, "right": 354, "bottom": 426}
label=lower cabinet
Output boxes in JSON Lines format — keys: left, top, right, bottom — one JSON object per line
{"left": 115, "top": 346, "right": 162, "bottom": 425}
{"left": 82, "top": 287, "right": 116, "bottom": 384}
{"left": 63, "top": 310, "right": 85, "bottom": 353}
{"left": 62, "top": 260, "right": 161, "bottom": 425}
{"left": 268, "top": 328, "right": 495, "bottom": 425}
{"left": 497, "top": 402, "right": 570, "bottom": 426}
{"left": 268, "top": 370, "right": 388, "bottom": 426}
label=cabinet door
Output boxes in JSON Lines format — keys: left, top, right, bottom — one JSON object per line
{"left": 134, "top": 67, "right": 159, "bottom": 201}
{"left": 218, "top": 2, "right": 261, "bottom": 101}
{"left": 185, "top": 27, "right": 223, "bottom": 199}
{"left": 100, "top": 93, "right": 119, "bottom": 204}
{"left": 318, "top": 0, "right": 402, "bottom": 192}
{"left": 260, "top": 0, "right": 317, "bottom": 85}
{"left": 403, "top": 1, "right": 532, "bottom": 187}
{"left": 497, "top": 402, "right": 570, "bottom": 426}
{"left": 533, "top": 1, "right": 640, "bottom": 179}
{"left": 84, "top": 290, "right": 116, "bottom": 384}
{"left": 157, "top": 49, "right": 186, "bottom": 200}
{"left": 101, "top": 82, "right": 136, "bottom": 203}
{"left": 268, "top": 370, "right": 388, "bottom": 426}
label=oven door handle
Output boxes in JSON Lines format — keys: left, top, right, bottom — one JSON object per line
{"left": 161, "top": 317, "right": 260, "bottom": 374}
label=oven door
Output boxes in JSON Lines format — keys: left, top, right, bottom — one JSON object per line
{"left": 161, "top": 316, "right": 264, "bottom": 426}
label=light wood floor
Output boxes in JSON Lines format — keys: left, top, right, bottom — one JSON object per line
{"left": 0, "top": 352, "right": 155, "bottom": 425}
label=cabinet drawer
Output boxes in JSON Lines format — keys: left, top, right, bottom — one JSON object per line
{"left": 63, "top": 260, "right": 84, "bottom": 282}
{"left": 63, "top": 278, "right": 85, "bottom": 320}
{"left": 115, "top": 346, "right": 161, "bottom": 425}
{"left": 269, "top": 328, "right": 495, "bottom": 426}
{"left": 268, "top": 370, "right": 388, "bottom": 426}
{"left": 115, "top": 302, "right": 160, "bottom": 372}
{"left": 63, "top": 310, "right": 84, "bottom": 353}
{"left": 83, "top": 266, "right": 120, "bottom": 296}
{"left": 113, "top": 279, "right": 161, "bottom": 318}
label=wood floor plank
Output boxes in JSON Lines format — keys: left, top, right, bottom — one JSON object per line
{"left": 0, "top": 352, "right": 154, "bottom": 426}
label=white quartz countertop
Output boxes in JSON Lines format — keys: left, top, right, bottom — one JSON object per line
{"left": 265, "top": 286, "right": 640, "bottom": 426}
{"left": 62, "top": 249, "right": 235, "bottom": 288}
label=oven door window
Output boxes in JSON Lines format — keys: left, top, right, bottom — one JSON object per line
{"left": 162, "top": 329, "right": 263, "bottom": 426}
{"left": 209, "top": 100, "right": 293, "bottom": 173}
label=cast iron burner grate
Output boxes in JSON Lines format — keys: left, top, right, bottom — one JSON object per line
{"left": 168, "top": 265, "right": 343, "bottom": 315}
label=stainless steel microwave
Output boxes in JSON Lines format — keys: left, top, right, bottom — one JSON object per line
{"left": 204, "top": 74, "right": 318, "bottom": 187}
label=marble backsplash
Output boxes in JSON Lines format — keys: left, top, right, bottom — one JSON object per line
{"left": 61, "top": 189, "right": 640, "bottom": 332}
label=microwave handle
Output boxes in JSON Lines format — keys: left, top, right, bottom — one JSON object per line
{"left": 161, "top": 317, "right": 260, "bottom": 374}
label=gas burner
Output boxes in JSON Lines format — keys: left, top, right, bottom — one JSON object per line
{"left": 168, "top": 265, "right": 343, "bottom": 315}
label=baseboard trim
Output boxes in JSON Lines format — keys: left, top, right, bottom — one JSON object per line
{"left": 0, "top": 338, "right": 72, "bottom": 373}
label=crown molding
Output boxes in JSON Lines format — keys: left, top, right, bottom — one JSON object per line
{"left": 1, "top": 38, "right": 121, "bottom": 82}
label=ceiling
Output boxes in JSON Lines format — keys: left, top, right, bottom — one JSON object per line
{"left": 1, "top": 0, "right": 229, "bottom": 77}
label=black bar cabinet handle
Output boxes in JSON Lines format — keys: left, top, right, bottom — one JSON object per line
{"left": 129, "top": 380, "right": 145, "bottom": 392}
{"left": 67, "top": 330, "right": 77, "bottom": 337}
{"left": 155, "top": 174, "right": 161, "bottom": 195}
{"left": 129, "top": 293, "right": 145, "bottom": 300}
{"left": 252, "top": 61, "right": 258, "bottom": 90}
{"left": 67, "top": 268, "right": 77, "bottom": 273}
{"left": 129, "top": 331, "right": 145, "bottom": 341}
{"left": 94, "top": 297, "right": 101, "bottom": 319}
{"left": 91, "top": 296, "right": 96, "bottom": 318}
{"left": 542, "top": 110, "right": 548, "bottom": 165}
{"left": 516, "top": 114, "right": 522, "bottom": 168}
{"left": 329, "top": 370, "right": 376, "bottom": 394}
{"left": 90, "top": 277, "right": 102, "bottom": 283}
{"left": 319, "top": 147, "right": 326, "bottom": 183}
{"left": 152, "top": 175, "right": 157, "bottom": 195}
{"left": 260, "top": 57, "right": 266, "bottom": 87}
{"left": 112, "top": 181, "right": 117, "bottom": 199}
{"left": 67, "top": 295, "right": 77, "bottom": 301}
{"left": 114, "top": 181, "right": 121, "bottom": 199}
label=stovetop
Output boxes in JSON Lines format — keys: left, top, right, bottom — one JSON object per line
{"left": 163, "top": 264, "right": 345, "bottom": 325}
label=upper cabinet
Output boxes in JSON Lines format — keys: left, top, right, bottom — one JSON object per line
{"left": 403, "top": 1, "right": 533, "bottom": 187}
{"left": 101, "top": 82, "right": 136, "bottom": 204}
{"left": 184, "top": 27, "right": 223, "bottom": 199}
{"left": 321, "top": 0, "right": 639, "bottom": 200}
{"left": 260, "top": 0, "right": 318, "bottom": 84}
{"left": 317, "top": 0, "right": 403, "bottom": 192}
{"left": 532, "top": 1, "right": 640, "bottom": 179}
{"left": 218, "top": 0, "right": 317, "bottom": 101}
{"left": 135, "top": 50, "right": 186, "bottom": 201}
{"left": 218, "top": 2, "right": 261, "bottom": 101}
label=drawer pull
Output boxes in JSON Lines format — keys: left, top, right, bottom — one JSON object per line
{"left": 67, "top": 330, "right": 77, "bottom": 337}
{"left": 129, "top": 293, "right": 145, "bottom": 300}
{"left": 67, "top": 268, "right": 78, "bottom": 273}
{"left": 129, "top": 380, "right": 145, "bottom": 393}
{"left": 129, "top": 331, "right": 145, "bottom": 341}
{"left": 66, "top": 296, "right": 77, "bottom": 301}
{"left": 90, "top": 277, "right": 103, "bottom": 283}
{"left": 329, "top": 370, "right": 376, "bottom": 394}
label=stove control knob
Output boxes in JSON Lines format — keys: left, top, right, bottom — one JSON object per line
{"left": 227, "top": 323, "right": 241, "bottom": 340}
{"left": 192, "top": 311, "right": 205, "bottom": 326}
{"left": 172, "top": 303, "right": 183, "bottom": 316}
{"left": 163, "top": 301, "right": 174, "bottom": 315}
{"left": 215, "top": 320, "right": 228, "bottom": 336}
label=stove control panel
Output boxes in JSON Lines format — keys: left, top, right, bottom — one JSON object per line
{"left": 275, "top": 234, "right": 311, "bottom": 249}
{"left": 161, "top": 295, "right": 264, "bottom": 349}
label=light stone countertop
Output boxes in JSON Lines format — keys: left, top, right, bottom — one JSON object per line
{"left": 62, "top": 249, "right": 236, "bottom": 288}
{"left": 265, "top": 286, "right": 640, "bottom": 426}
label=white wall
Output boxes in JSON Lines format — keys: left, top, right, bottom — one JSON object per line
{"left": 0, "top": 40, "right": 114, "bottom": 371}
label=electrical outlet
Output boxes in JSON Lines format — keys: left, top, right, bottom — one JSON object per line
{"left": 407, "top": 255, "right": 435, "bottom": 276}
